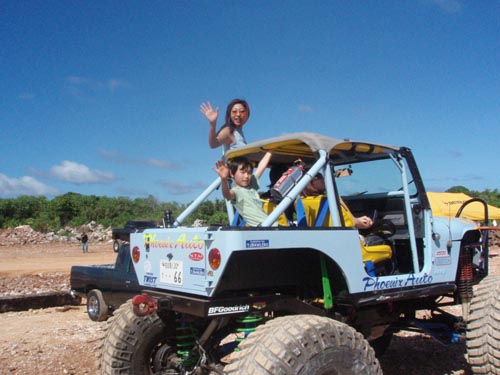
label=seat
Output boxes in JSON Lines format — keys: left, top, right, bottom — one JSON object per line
{"left": 296, "top": 195, "right": 356, "bottom": 228}
{"left": 231, "top": 199, "right": 289, "bottom": 227}
{"left": 262, "top": 200, "right": 290, "bottom": 226}
{"left": 295, "top": 195, "right": 393, "bottom": 274}
{"left": 231, "top": 210, "right": 246, "bottom": 226}
{"left": 296, "top": 195, "right": 331, "bottom": 227}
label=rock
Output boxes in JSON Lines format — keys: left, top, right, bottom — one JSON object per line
{"left": 0, "top": 222, "right": 113, "bottom": 247}
{"left": 193, "top": 219, "right": 205, "bottom": 227}
{"left": 0, "top": 291, "right": 81, "bottom": 313}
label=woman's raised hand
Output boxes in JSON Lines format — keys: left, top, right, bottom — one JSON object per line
{"left": 200, "top": 101, "right": 219, "bottom": 124}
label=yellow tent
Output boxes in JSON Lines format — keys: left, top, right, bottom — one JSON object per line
{"left": 427, "top": 192, "right": 500, "bottom": 221}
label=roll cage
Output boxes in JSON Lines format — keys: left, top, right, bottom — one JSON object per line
{"left": 170, "top": 132, "right": 429, "bottom": 274}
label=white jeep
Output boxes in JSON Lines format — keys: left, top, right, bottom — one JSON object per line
{"left": 98, "top": 132, "right": 497, "bottom": 375}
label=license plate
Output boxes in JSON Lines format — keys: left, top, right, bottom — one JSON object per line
{"left": 159, "top": 260, "right": 183, "bottom": 286}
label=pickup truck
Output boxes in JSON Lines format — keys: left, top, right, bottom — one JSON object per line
{"left": 70, "top": 243, "right": 140, "bottom": 321}
{"left": 112, "top": 220, "right": 158, "bottom": 252}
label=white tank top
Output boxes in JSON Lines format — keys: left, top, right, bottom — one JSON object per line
{"left": 223, "top": 128, "right": 246, "bottom": 155}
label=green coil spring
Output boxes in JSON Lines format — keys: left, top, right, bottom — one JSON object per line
{"left": 234, "top": 314, "right": 263, "bottom": 351}
{"left": 175, "top": 319, "right": 198, "bottom": 368}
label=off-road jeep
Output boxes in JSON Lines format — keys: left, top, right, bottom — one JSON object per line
{"left": 98, "top": 132, "right": 498, "bottom": 375}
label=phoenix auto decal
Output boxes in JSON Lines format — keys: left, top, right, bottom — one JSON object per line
{"left": 144, "top": 233, "right": 204, "bottom": 250}
{"left": 363, "top": 273, "right": 433, "bottom": 292}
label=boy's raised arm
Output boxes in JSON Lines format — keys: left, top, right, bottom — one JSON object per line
{"left": 255, "top": 152, "right": 272, "bottom": 178}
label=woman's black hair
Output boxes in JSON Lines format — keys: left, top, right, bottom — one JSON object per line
{"left": 217, "top": 98, "right": 250, "bottom": 136}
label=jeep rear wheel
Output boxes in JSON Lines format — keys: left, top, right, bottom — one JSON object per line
{"left": 224, "top": 314, "right": 382, "bottom": 375}
{"left": 466, "top": 275, "right": 500, "bottom": 374}
{"left": 97, "top": 300, "right": 172, "bottom": 375}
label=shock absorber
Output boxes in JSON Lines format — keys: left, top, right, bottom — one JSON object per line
{"left": 458, "top": 245, "right": 474, "bottom": 321}
{"left": 175, "top": 317, "right": 198, "bottom": 368}
{"left": 234, "top": 314, "right": 263, "bottom": 351}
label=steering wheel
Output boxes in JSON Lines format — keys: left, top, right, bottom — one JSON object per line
{"left": 361, "top": 219, "right": 396, "bottom": 247}
{"left": 370, "top": 219, "right": 396, "bottom": 238}
{"left": 368, "top": 219, "right": 396, "bottom": 239}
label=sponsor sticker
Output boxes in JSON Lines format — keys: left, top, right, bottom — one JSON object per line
{"left": 143, "top": 274, "right": 157, "bottom": 287}
{"left": 246, "top": 239, "right": 269, "bottom": 249}
{"left": 435, "top": 257, "right": 452, "bottom": 266}
{"left": 189, "top": 252, "right": 204, "bottom": 261}
{"left": 143, "top": 233, "right": 204, "bottom": 250}
{"left": 190, "top": 267, "right": 205, "bottom": 276}
{"left": 208, "top": 305, "right": 250, "bottom": 316}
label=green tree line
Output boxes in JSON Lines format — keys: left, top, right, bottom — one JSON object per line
{"left": 0, "top": 186, "right": 499, "bottom": 233}
{"left": 0, "top": 192, "right": 228, "bottom": 232}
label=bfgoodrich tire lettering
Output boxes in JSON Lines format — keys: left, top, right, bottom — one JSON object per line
{"left": 466, "top": 275, "right": 500, "bottom": 374}
{"left": 224, "top": 314, "right": 382, "bottom": 375}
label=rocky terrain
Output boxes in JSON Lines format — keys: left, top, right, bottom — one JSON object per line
{"left": 0, "top": 222, "right": 113, "bottom": 247}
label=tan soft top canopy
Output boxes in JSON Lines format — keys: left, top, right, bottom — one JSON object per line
{"left": 225, "top": 132, "right": 400, "bottom": 165}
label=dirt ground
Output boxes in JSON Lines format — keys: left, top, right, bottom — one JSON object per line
{"left": 0, "top": 242, "right": 498, "bottom": 375}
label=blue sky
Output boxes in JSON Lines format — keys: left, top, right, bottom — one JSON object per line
{"left": 1, "top": 1, "right": 499, "bottom": 204}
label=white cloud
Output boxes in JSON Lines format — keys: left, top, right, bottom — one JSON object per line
{"left": 115, "top": 186, "right": 150, "bottom": 197}
{"left": 108, "top": 79, "right": 129, "bottom": 91}
{"left": 448, "top": 150, "right": 463, "bottom": 158}
{"left": 100, "top": 149, "right": 182, "bottom": 170}
{"left": 298, "top": 104, "right": 313, "bottom": 113}
{"left": 0, "top": 173, "right": 59, "bottom": 197}
{"left": 49, "top": 160, "right": 117, "bottom": 184}
{"left": 157, "top": 180, "right": 205, "bottom": 195}
{"left": 66, "top": 76, "right": 98, "bottom": 86}
{"left": 428, "top": 0, "right": 463, "bottom": 14}
{"left": 66, "top": 75, "right": 130, "bottom": 97}
{"left": 18, "top": 92, "right": 35, "bottom": 100}
{"left": 146, "top": 158, "right": 181, "bottom": 169}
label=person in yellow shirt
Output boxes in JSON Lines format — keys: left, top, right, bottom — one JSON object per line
{"left": 301, "top": 173, "right": 373, "bottom": 229}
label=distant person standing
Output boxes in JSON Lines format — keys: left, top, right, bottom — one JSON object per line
{"left": 81, "top": 233, "right": 89, "bottom": 253}
{"left": 200, "top": 98, "right": 250, "bottom": 154}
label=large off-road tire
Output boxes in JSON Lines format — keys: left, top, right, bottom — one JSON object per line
{"left": 113, "top": 239, "right": 121, "bottom": 253}
{"left": 224, "top": 314, "right": 382, "bottom": 375}
{"left": 466, "top": 275, "right": 500, "bottom": 374}
{"left": 86, "top": 289, "right": 109, "bottom": 322}
{"left": 97, "top": 300, "right": 170, "bottom": 375}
